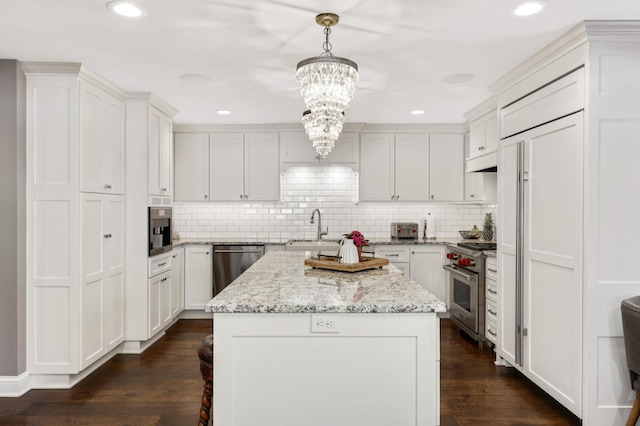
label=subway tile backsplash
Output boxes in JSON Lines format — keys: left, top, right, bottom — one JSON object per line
{"left": 173, "top": 165, "right": 496, "bottom": 241}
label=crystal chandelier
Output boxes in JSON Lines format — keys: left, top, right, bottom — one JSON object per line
{"left": 296, "top": 13, "right": 358, "bottom": 157}
{"left": 302, "top": 109, "right": 345, "bottom": 158}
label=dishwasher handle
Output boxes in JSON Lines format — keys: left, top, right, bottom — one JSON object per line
{"left": 214, "top": 249, "right": 264, "bottom": 254}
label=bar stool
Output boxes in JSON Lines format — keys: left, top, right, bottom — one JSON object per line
{"left": 621, "top": 296, "right": 640, "bottom": 426}
{"left": 197, "top": 334, "right": 214, "bottom": 426}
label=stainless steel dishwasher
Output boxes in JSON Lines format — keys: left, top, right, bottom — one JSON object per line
{"left": 212, "top": 245, "right": 265, "bottom": 296}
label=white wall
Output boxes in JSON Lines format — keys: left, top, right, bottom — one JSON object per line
{"left": 173, "top": 165, "right": 496, "bottom": 241}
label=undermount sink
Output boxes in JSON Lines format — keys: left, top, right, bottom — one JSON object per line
{"left": 286, "top": 240, "right": 340, "bottom": 252}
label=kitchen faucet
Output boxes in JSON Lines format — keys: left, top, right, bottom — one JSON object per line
{"left": 310, "top": 209, "right": 328, "bottom": 240}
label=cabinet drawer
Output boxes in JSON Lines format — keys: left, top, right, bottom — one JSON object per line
{"left": 486, "top": 317, "right": 497, "bottom": 344}
{"left": 500, "top": 68, "right": 584, "bottom": 139}
{"left": 486, "top": 297, "right": 497, "bottom": 319}
{"left": 486, "top": 257, "right": 497, "bottom": 281}
{"left": 486, "top": 277, "right": 498, "bottom": 301}
{"left": 375, "top": 246, "right": 410, "bottom": 263}
{"left": 149, "top": 252, "right": 172, "bottom": 277}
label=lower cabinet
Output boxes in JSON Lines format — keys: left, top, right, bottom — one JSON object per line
{"left": 409, "top": 246, "right": 446, "bottom": 303}
{"left": 485, "top": 255, "right": 498, "bottom": 345}
{"left": 148, "top": 270, "right": 172, "bottom": 337}
{"left": 171, "top": 247, "right": 185, "bottom": 318}
{"left": 184, "top": 245, "right": 213, "bottom": 310}
{"left": 374, "top": 245, "right": 410, "bottom": 274}
{"left": 80, "top": 193, "right": 125, "bottom": 370}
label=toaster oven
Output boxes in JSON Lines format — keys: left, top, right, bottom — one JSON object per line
{"left": 390, "top": 222, "right": 418, "bottom": 240}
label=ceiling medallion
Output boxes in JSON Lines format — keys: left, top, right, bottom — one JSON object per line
{"left": 296, "top": 13, "right": 358, "bottom": 158}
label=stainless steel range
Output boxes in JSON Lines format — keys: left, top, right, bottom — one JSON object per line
{"left": 444, "top": 242, "right": 496, "bottom": 345}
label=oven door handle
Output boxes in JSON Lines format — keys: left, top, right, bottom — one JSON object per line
{"left": 443, "top": 264, "right": 474, "bottom": 281}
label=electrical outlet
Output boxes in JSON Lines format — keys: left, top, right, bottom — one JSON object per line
{"left": 310, "top": 315, "right": 339, "bottom": 333}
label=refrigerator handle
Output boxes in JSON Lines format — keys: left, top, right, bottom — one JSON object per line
{"left": 515, "top": 140, "right": 525, "bottom": 366}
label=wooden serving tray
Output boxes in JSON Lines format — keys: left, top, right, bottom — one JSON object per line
{"left": 304, "top": 256, "right": 390, "bottom": 272}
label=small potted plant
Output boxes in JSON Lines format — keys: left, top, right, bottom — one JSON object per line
{"left": 483, "top": 212, "right": 494, "bottom": 241}
{"left": 342, "top": 230, "right": 368, "bottom": 262}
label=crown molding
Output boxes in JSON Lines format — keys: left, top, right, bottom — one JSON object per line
{"left": 583, "top": 20, "right": 640, "bottom": 40}
{"left": 359, "top": 123, "right": 466, "bottom": 133}
{"left": 126, "top": 93, "right": 178, "bottom": 118}
{"left": 463, "top": 97, "right": 496, "bottom": 123}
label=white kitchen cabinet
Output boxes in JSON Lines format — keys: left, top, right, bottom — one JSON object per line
{"left": 429, "top": 134, "right": 464, "bottom": 202}
{"left": 209, "top": 132, "right": 280, "bottom": 201}
{"left": 466, "top": 108, "right": 498, "bottom": 173}
{"left": 485, "top": 256, "right": 498, "bottom": 345}
{"left": 409, "top": 246, "right": 446, "bottom": 303}
{"left": 280, "top": 131, "right": 359, "bottom": 167}
{"left": 374, "top": 245, "right": 411, "bottom": 275}
{"left": 80, "top": 193, "right": 125, "bottom": 370}
{"left": 79, "top": 81, "right": 125, "bottom": 195}
{"left": 184, "top": 245, "right": 213, "bottom": 310}
{"left": 170, "top": 248, "right": 185, "bottom": 318}
{"left": 359, "top": 133, "right": 429, "bottom": 201}
{"left": 148, "top": 270, "right": 172, "bottom": 338}
{"left": 148, "top": 106, "right": 173, "bottom": 197}
{"left": 174, "top": 133, "right": 210, "bottom": 201}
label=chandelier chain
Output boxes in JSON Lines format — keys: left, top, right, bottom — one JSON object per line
{"left": 322, "top": 26, "right": 333, "bottom": 55}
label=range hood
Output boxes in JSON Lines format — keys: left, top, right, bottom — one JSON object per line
{"left": 466, "top": 151, "right": 498, "bottom": 173}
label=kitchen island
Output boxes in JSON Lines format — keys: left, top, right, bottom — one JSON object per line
{"left": 206, "top": 251, "right": 446, "bottom": 426}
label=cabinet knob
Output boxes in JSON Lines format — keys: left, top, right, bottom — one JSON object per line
{"left": 431, "top": 195, "right": 434, "bottom": 199}
{"left": 396, "top": 195, "right": 399, "bottom": 200}
{"left": 390, "top": 195, "right": 394, "bottom": 200}
{"left": 204, "top": 194, "right": 208, "bottom": 199}
{"left": 103, "top": 184, "right": 112, "bottom": 189}
{"left": 240, "top": 194, "right": 243, "bottom": 199}
{"left": 470, "top": 194, "right": 475, "bottom": 198}
{"left": 104, "top": 233, "right": 112, "bottom": 238}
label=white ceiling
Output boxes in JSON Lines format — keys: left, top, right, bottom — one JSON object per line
{"left": 1, "top": 0, "right": 639, "bottom": 124}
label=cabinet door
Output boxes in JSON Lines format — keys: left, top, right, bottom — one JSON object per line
{"left": 159, "top": 114, "right": 173, "bottom": 197}
{"left": 210, "top": 133, "right": 245, "bottom": 201}
{"left": 469, "top": 118, "right": 485, "bottom": 158}
{"left": 184, "top": 245, "right": 213, "bottom": 310}
{"left": 161, "top": 274, "right": 172, "bottom": 328}
{"left": 104, "top": 195, "right": 125, "bottom": 351}
{"left": 410, "top": 246, "right": 446, "bottom": 302}
{"left": 148, "top": 107, "right": 161, "bottom": 196}
{"left": 429, "top": 134, "right": 464, "bottom": 201}
{"left": 324, "top": 131, "right": 359, "bottom": 164}
{"left": 171, "top": 248, "right": 185, "bottom": 318}
{"left": 395, "top": 134, "right": 430, "bottom": 201}
{"left": 245, "top": 132, "right": 280, "bottom": 200}
{"left": 359, "top": 133, "right": 395, "bottom": 201}
{"left": 280, "top": 131, "right": 318, "bottom": 163}
{"left": 80, "top": 194, "right": 106, "bottom": 370}
{"left": 79, "top": 83, "right": 125, "bottom": 195}
{"left": 174, "top": 133, "right": 210, "bottom": 201}
{"left": 465, "top": 172, "right": 486, "bottom": 202}
{"left": 148, "top": 273, "right": 164, "bottom": 337}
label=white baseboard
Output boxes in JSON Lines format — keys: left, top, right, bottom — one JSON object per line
{"left": 0, "top": 371, "right": 30, "bottom": 397}
{"left": 180, "top": 310, "right": 214, "bottom": 320}
{"left": 121, "top": 331, "right": 166, "bottom": 355}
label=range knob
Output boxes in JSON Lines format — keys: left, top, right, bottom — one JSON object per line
{"left": 458, "top": 258, "right": 472, "bottom": 267}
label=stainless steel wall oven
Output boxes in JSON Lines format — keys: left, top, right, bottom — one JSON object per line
{"left": 149, "top": 207, "right": 172, "bottom": 256}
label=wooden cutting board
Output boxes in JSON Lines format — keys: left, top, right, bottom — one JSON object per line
{"left": 304, "top": 256, "right": 390, "bottom": 272}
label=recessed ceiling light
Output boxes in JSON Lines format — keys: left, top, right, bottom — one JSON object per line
{"left": 510, "top": 1, "right": 548, "bottom": 17}
{"left": 106, "top": 1, "right": 147, "bottom": 18}
{"left": 411, "top": 110, "right": 425, "bottom": 115}
{"left": 441, "top": 73, "right": 474, "bottom": 84}
{"left": 179, "top": 74, "right": 213, "bottom": 85}
{"left": 216, "top": 110, "right": 231, "bottom": 115}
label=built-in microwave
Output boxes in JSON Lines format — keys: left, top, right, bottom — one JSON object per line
{"left": 149, "top": 207, "right": 172, "bottom": 257}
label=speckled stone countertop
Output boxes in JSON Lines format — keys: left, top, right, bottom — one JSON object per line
{"left": 206, "top": 251, "right": 447, "bottom": 314}
{"left": 173, "top": 237, "right": 463, "bottom": 248}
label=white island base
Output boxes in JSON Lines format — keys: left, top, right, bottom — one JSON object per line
{"left": 213, "top": 312, "right": 440, "bottom": 426}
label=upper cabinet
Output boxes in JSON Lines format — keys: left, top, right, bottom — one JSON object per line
{"left": 79, "top": 81, "right": 125, "bottom": 194}
{"left": 148, "top": 106, "right": 173, "bottom": 197}
{"left": 464, "top": 98, "right": 498, "bottom": 173}
{"left": 280, "top": 131, "right": 359, "bottom": 168}
{"left": 174, "top": 132, "right": 280, "bottom": 202}
{"left": 429, "top": 133, "right": 464, "bottom": 201}
{"left": 359, "top": 132, "right": 464, "bottom": 202}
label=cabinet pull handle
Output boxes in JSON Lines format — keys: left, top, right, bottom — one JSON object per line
{"left": 488, "top": 309, "right": 497, "bottom": 315}
{"left": 488, "top": 268, "right": 497, "bottom": 273}
{"left": 158, "top": 262, "right": 167, "bottom": 266}
{"left": 103, "top": 184, "right": 112, "bottom": 189}
{"left": 390, "top": 195, "right": 394, "bottom": 200}
{"left": 385, "top": 254, "right": 399, "bottom": 257}
{"left": 206, "top": 252, "right": 210, "bottom": 255}
{"left": 469, "top": 194, "right": 475, "bottom": 198}
{"left": 487, "top": 288, "right": 497, "bottom": 295}
{"left": 487, "top": 329, "right": 497, "bottom": 336}
{"left": 103, "top": 233, "right": 112, "bottom": 238}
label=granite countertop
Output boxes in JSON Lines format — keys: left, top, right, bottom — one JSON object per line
{"left": 173, "top": 237, "right": 463, "bottom": 248}
{"left": 206, "top": 251, "right": 447, "bottom": 314}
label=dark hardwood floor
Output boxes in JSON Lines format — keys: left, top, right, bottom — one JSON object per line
{"left": 0, "top": 319, "right": 581, "bottom": 425}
